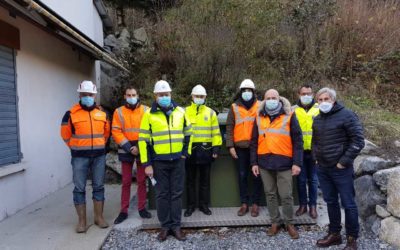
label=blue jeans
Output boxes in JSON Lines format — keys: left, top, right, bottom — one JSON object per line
{"left": 317, "top": 165, "right": 359, "bottom": 238}
{"left": 71, "top": 155, "right": 106, "bottom": 205}
{"left": 236, "top": 147, "right": 263, "bottom": 205}
{"left": 297, "top": 152, "right": 318, "bottom": 206}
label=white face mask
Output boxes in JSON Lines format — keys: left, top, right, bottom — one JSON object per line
{"left": 300, "top": 95, "right": 313, "bottom": 105}
{"left": 241, "top": 91, "right": 253, "bottom": 101}
{"left": 193, "top": 98, "right": 205, "bottom": 105}
{"left": 319, "top": 102, "right": 333, "bottom": 113}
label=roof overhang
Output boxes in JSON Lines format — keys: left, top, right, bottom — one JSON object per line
{"left": 0, "top": 0, "right": 127, "bottom": 72}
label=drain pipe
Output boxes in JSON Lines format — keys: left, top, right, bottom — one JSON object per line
{"left": 22, "top": 0, "right": 128, "bottom": 72}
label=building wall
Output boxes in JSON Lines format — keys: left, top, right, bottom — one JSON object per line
{"left": 0, "top": 7, "right": 97, "bottom": 221}
{"left": 40, "top": 0, "right": 104, "bottom": 46}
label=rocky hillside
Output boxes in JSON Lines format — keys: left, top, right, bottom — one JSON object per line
{"left": 101, "top": 0, "right": 400, "bottom": 151}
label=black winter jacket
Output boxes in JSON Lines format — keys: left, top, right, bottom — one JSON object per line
{"left": 312, "top": 102, "right": 365, "bottom": 168}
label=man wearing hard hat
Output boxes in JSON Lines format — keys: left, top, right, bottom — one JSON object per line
{"left": 226, "top": 79, "right": 263, "bottom": 217}
{"left": 138, "top": 80, "right": 192, "bottom": 242}
{"left": 183, "top": 85, "right": 222, "bottom": 217}
{"left": 60, "top": 81, "right": 110, "bottom": 233}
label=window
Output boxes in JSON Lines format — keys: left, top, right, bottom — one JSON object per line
{"left": 0, "top": 45, "right": 21, "bottom": 166}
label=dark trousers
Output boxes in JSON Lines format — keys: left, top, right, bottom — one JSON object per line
{"left": 186, "top": 161, "right": 211, "bottom": 208}
{"left": 153, "top": 159, "right": 185, "bottom": 230}
{"left": 236, "top": 147, "right": 263, "bottom": 205}
{"left": 297, "top": 152, "right": 318, "bottom": 206}
{"left": 317, "top": 166, "right": 359, "bottom": 238}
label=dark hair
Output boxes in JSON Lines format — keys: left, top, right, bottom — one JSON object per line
{"left": 125, "top": 86, "right": 137, "bottom": 94}
{"left": 298, "top": 84, "right": 313, "bottom": 93}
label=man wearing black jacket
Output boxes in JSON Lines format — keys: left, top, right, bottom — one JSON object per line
{"left": 312, "top": 87, "right": 364, "bottom": 250}
{"left": 250, "top": 89, "right": 303, "bottom": 239}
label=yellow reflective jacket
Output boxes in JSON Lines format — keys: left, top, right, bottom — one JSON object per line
{"left": 185, "top": 102, "right": 222, "bottom": 147}
{"left": 138, "top": 101, "right": 192, "bottom": 166}
{"left": 293, "top": 103, "right": 319, "bottom": 150}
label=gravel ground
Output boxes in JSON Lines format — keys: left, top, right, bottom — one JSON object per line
{"left": 102, "top": 225, "right": 396, "bottom": 250}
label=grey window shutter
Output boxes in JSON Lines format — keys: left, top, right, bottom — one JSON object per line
{"left": 0, "top": 45, "right": 21, "bottom": 166}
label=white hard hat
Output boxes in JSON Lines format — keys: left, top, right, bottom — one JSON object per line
{"left": 239, "top": 79, "right": 255, "bottom": 89}
{"left": 77, "top": 80, "right": 97, "bottom": 94}
{"left": 191, "top": 84, "right": 207, "bottom": 96}
{"left": 153, "top": 80, "right": 172, "bottom": 93}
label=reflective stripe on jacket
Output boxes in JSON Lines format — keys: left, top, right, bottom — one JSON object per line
{"left": 256, "top": 112, "right": 293, "bottom": 157}
{"left": 185, "top": 102, "right": 222, "bottom": 146}
{"left": 232, "top": 101, "right": 259, "bottom": 144}
{"left": 61, "top": 103, "right": 110, "bottom": 157}
{"left": 138, "top": 101, "right": 192, "bottom": 166}
{"left": 294, "top": 103, "right": 319, "bottom": 150}
{"left": 112, "top": 104, "right": 149, "bottom": 162}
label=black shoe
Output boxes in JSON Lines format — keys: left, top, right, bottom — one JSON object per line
{"left": 184, "top": 207, "right": 195, "bottom": 217}
{"left": 139, "top": 209, "right": 152, "bottom": 219}
{"left": 199, "top": 206, "right": 212, "bottom": 215}
{"left": 114, "top": 212, "right": 128, "bottom": 224}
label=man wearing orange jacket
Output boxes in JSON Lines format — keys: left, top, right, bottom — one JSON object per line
{"left": 61, "top": 80, "right": 110, "bottom": 233}
{"left": 112, "top": 87, "right": 151, "bottom": 224}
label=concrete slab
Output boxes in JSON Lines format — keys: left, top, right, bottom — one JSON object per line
{"left": 0, "top": 183, "right": 134, "bottom": 250}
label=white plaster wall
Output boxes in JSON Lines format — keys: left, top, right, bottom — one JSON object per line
{"left": 40, "top": 0, "right": 104, "bottom": 46}
{"left": 0, "top": 7, "right": 96, "bottom": 221}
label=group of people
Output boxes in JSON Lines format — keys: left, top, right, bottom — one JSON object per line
{"left": 60, "top": 78, "right": 364, "bottom": 250}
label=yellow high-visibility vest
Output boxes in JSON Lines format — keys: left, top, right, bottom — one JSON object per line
{"left": 138, "top": 105, "right": 192, "bottom": 164}
{"left": 294, "top": 103, "right": 319, "bottom": 150}
{"left": 185, "top": 102, "right": 222, "bottom": 146}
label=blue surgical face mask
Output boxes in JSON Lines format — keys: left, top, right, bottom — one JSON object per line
{"left": 157, "top": 96, "right": 171, "bottom": 108}
{"left": 265, "top": 99, "right": 279, "bottom": 110}
{"left": 241, "top": 91, "right": 253, "bottom": 101}
{"left": 126, "top": 97, "right": 138, "bottom": 105}
{"left": 81, "top": 96, "right": 95, "bottom": 107}
{"left": 319, "top": 101, "right": 333, "bottom": 113}
{"left": 193, "top": 98, "right": 205, "bottom": 105}
{"left": 300, "top": 95, "right": 313, "bottom": 106}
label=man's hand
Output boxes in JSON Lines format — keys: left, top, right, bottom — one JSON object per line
{"left": 130, "top": 146, "right": 139, "bottom": 156}
{"left": 337, "top": 163, "right": 345, "bottom": 169}
{"left": 145, "top": 166, "right": 153, "bottom": 178}
{"left": 229, "top": 147, "right": 238, "bottom": 159}
{"left": 252, "top": 165, "right": 260, "bottom": 177}
{"left": 292, "top": 165, "right": 301, "bottom": 176}
{"left": 181, "top": 155, "right": 186, "bottom": 159}
{"left": 212, "top": 153, "right": 218, "bottom": 159}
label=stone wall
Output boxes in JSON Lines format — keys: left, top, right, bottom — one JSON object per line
{"left": 354, "top": 140, "right": 400, "bottom": 247}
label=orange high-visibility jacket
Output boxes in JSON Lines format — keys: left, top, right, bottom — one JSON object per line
{"left": 61, "top": 103, "right": 110, "bottom": 157}
{"left": 255, "top": 112, "right": 293, "bottom": 157}
{"left": 232, "top": 101, "right": 259, "bottom": 143}
{"left": 112, "top": 104, "right": 148, "bottom": 161}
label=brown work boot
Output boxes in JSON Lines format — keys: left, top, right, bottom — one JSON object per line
{"left": 309, "top": 205, "right": 318, "bottom": 219}
{"left": 237, "top": 204, "right": 248, "bottom": 216}
{"left": 316, "top": 232, "right": 342, "bottom": 247}
{"left": 171, "top": 228, "right": 186, "bottom": 241}
{"left": 74, "top": 204, "right": 87, "bottom": 233}
{"left": 286, "top": 224, "right": 299, "bottom": 239}
{"left": 157, "top": 228, "right": 169, "bottom": 242}
{"left": 250, "top": 204, "right": 259, "bottom": 217}
{"left": 343, "top": 236, "right": 357, "bottom": 250}
{"left": 295, "top": 205, "right": 307, "bottom": 216}
{"left": 267, "top": 223, "right": 280, "bottom": 236}
{"left": 93, "top": 200, "right": 109, "bottom": 228}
